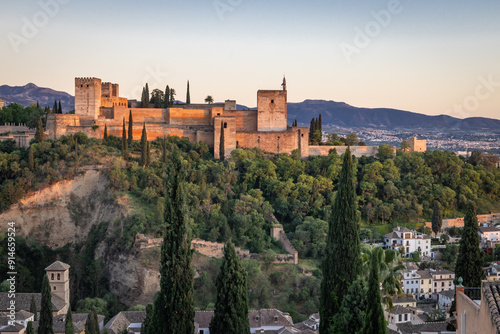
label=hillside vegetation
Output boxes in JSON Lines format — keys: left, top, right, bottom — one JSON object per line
{"left": 0, "top": 130, "right": 499, "bottom": 321}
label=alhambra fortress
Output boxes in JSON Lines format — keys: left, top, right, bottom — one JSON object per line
{"left": 44, "top": 77, "right": 418, "bottom": 158}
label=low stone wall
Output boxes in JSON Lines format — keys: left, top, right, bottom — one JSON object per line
{"left": 0, "top": 124, "right": 29, "bottom": 133}
{"left": 308, "top": 145, "right": 387, "bottom": 158}
{"left": 424, "top": 213, "right": 500, "bottom": 231}
{"left": 270, "top": 225, "right": 299, "bottom": 265}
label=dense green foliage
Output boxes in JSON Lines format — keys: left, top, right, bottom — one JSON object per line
{"left": 141, "top": 304, "right": 153, "bottom": 334}
{"left": 65, "top": 307, "right": 75, "bottom": 334}
{"left": 128, "top": 111, "right": 133, "bottom": 147}
{"left": 455, "top": 202, "right": 485, "bottom": 287}
{"left": 38, "top": 275, "right": 54, "bottom": 334}
{"left": 0, "top": 103, "right": 45, "bottom": 127}
{"left": 186, "top": 80, "right": 190, "bottom": 104}
{"left": 85, "top": 308, "right": 99, "bottom": 334}
{"left": 209, "top": 240, "right": 250, "bottom": 334}
{"left": 320, "top": 148, "right": 362, "bottom": 333}
{"left": 151, "top": 146, "right": 194, "bottom": 334}
{"left": 432, "top": 201, "right": 443, "bottom": 235}
{"left": 26, "top": 321, "right": 34, "bottom": 334}
{"left": 362, "top": 248, "right": 387, "bottom": 334}
{"left": 331, "top": 277, "right": 367, "bottom": 333}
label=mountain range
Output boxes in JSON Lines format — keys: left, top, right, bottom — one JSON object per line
{"left": 0, "top": 83, "right": 74, "bottom": 112}
{"left": 1, "top": 83, "right": 499, "bottom": 132}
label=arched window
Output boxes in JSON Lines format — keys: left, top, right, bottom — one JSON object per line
{"left": 223, "top": 122, "right": 227, "bottom": 128}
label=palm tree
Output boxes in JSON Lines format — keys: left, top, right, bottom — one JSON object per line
{"left": 205, "top": 95, "right": 214, "bottom": 104}
{"left": 361, "top": 246, "right": 404, "bottom": 312}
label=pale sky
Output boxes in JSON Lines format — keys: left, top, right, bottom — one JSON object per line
{"left": 1, "top": 0, "right": 499, "bottom": 119}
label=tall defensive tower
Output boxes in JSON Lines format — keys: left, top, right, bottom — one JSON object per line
{"left": 75, "top": 77, "right": 102, "bottom": 119}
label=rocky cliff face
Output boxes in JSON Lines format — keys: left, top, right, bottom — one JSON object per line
{"left": 0, "top": 169, "right": 160, "bottom": 306}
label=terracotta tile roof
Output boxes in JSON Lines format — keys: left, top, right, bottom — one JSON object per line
{"left": 249, "top": 309, "right": 294, "bottom": 328}
{"left": 45, "top": 261, "right": 70, "bottom": 271}
{"left": 482, "top": 282, "right": 500, "bottom": 332}
{"left": 0, "top": 322, "right": 25, "bottom": 332}
{"left": 104, "top": 311, "right": 145, "bottom": 334}
{"left": 397, "top": 321, "right": 449, "bottom": 334}
{"left": 193, "top": 311, "right": 214, "bottom": 328}
{"left": 0, "top": 293, "right": 66, "bottom": 312}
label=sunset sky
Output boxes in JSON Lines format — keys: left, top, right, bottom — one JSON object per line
{"left": 1, "top": 0, "right": 499, "bottom": 119}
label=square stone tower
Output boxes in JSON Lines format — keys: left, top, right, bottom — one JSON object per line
{"left": 75, "top": 77, "right": 102, "bottom": 119}
{"left": 257, "top": 90, "right": 287, "bottom": 132}
{"left": 45, "top": 261, "right": 70, "bottom": 313}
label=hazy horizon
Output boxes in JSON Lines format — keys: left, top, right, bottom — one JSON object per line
{"left": 1, "top": 0, "right": 499, "bottom": 120}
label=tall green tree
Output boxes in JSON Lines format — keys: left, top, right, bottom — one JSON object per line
{"left": 161, "top": 137, "right": 168, "bottom": 164}
{"left": 30, "top": 294, "right": 37, "bottom": 321}
{"left": 164, "top": 85, "right": 170, "bottom": 108}
{"left": 141, "top": 304, "right": 153, "bottom": 334}
{"left": 26, "top": 322, "right": 34, "bottom": 334}
{"left": 128, "top": 110, "right": 133, "bottom": 146}
{"left": 58, "top": 101, "right": 62, "bottom": 114}
{"left": 146, "top": 141, "right": 151, "bottom": 167}
{"left": 121, "top": 117, "right": 128, "bottom": 160}
{"left": 209, "top": 240, "right": 250, "bottom": 334}
{"left": 455, "top": 201, "right": 485, "bottom": 287}
{"left": 205, "top": 95, "right": 213, "bottom": 104}
{"left": 53, "top": 101, "right": 58, "bottom": 115}
{"left": 84, "top": 308, "right": 99, "bottom": 334}
{"left": 28, "top": 145, "right": 34, "bottom": 171}
{"left": 362, "top": 248, "right": 387, "bottom": 334}
{"left": 432, "top": 201, "right": 443, "bottom": 236}
{"left": 103, "top": 124, "right": 108, "bottom": 142}
{"left": 219, "top": 121, "right": 225, "bottom": 161}
{"left": 331, "top": 277, "right": 367, "bottom": 334}
{"left": 65, "top": 307, "right": 75, "bottom": 334}
{"left": 186, "top": 80, "right": 190, "bottom": 104}
{"left": 169, "top": 88, "right": 176, "bottom": 105}
{"left": 151, "top": 146, "right": 194, "bottom": 334}
{"left": 320, "top": 147, "right": 362, "bottom": 333}
{"left": 38, "top": 274, "right": 54, "bottom": 334}
{"left": 145, "top": 83, "right": 150, "bottom": 106}
{"left": 140, "top": 123, "right": 147, "bottom": 166}
{"left": 35, "top": 118, "right": 44, "bottom": 143}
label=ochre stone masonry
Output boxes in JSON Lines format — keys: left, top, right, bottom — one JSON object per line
{"left": 46, "top": 77, "right": 394, "bottom": 159}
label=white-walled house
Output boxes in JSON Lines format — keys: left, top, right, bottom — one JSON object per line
{"left": 479, "top": 226, "right": 500, "bottom": 243}
{"left": 384, "top": 227, "right": 431, "bottom": 257}
{"left": 403, "top": 270, "right": 421, "bottom": 298}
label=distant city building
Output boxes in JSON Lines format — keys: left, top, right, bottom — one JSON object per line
{"left": 408, "top": 137, "right": 427, "bottom": 152}
{"left": 0, "top": 99, "right": 5, "bottom": 109}
{"left": 401, "top": 268, "right": 455, "bottom": 300}
{"left": 479, "top": 226, "right": 500, "bottom": 243}
{"left": 384, "top": 227, "right": 431, "bottom": 257}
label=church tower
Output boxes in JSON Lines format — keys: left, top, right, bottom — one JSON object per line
{"left": 45, "top": 261, "right": 70, "bottom": 314}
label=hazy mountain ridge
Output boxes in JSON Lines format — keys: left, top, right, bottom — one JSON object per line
{"left": 2, "top": 83, "right": 499, "bottom": 132}
{"left": 0, "top": 83, "right": 74, "bottom": 112}
{"left": 288, "top": 99, "right": 500, "bottom": 132}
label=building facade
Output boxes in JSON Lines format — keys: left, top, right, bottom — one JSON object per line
{"left": 384, "top": 227, "right": 431, "bottom": 257}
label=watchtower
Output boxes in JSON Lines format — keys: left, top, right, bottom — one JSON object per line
{"left": 75, "top": 77, "right": 102, "bottom": 119}
{"left": 256, "top": 89, "right": 287, "bottom": 132}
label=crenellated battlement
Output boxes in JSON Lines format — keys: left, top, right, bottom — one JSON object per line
{"left": 75, "top": 77, "right": 101, "bottom": 85}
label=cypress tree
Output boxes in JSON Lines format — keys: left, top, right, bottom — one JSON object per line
{"left": 103, "top": 124, "right": 108, "bottom": 142}
{"left": 164, "top": 85, "right": 170, "bottom": 108}
{"left": 36, "top": 101, "right": 40, "bottom": 109}
{"left": 28, "top": 145, "right": 34, "bottom": 171}
{"left": 65, "top": 308, "right": 75, "bottom": 334}
{"left": 145, "top": 83, "right": 150, "bottom": 106}
{"left": 53, "top": 101, "right": 58, "bottom": 115}
{"left": 319, "top": 114, "right": 322, "bottom": 133}
{"left": 209, "top": 240, "right": 250, "bottom": 334}
{"left": 140, "top": 123, "right": 147, "bottom": 166}
{"left": 331, "top": 277, "right": 367, "bottom": 333}
{"left": 186, "top": 80, "right": 190, "bottom": 104}
{"left": 161, "top": 137, "right": 168, "bottom": 164}
{"left": 30, "top": 294, "right": 37, "bottom": 321}
{"left": 146, "top": 141, "right": 151, "bottom": 167}
{"left": 74, "top": 138, "right": 79, "bottom": 166}
{"left": 128, "top": 110, "right": 133, "bottom": 146}
{"left": 58, "top": 101, "right": 62, "bottom": 114}
{"left": 141, "top": 88, "right": 146, "bottom": 108}
{"left": 219, "top": 121, "right": 225, "bottom": 161}
{"left": 362, "top": 248, "right": 387, "bottom": 334}
{"left": 151, "top": 146, "right": 194, "bottom": 334}
{"left": 121, "top": 118, "right": 128, "bottom": 160}
{"left": 455, "top": 201, "right": 485, "bottom": 287}
{"left": 320, "top": 147, "right": 362, "bottom": 333}
{"left": 26, "top": 322, "right": 34, "bottom": 334}
{"left": 432, "top": 201, "right": 443, "bottom": 236}
{"left": 38, "top": 274, "right": 54, "bottom": 334}
{"left": 84, "top": 308, "right": 99, "bottom": 334}
{"left": 35, "top": 118, "right": 44, "bottom": 143}
{"left": 141, "top": 304, "right": 153, "bottom": 334}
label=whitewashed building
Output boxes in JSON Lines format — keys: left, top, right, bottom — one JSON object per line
{"left": 384, "top": 227, "right": 431, "bottom": 257}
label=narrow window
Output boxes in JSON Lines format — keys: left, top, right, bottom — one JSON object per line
{"left": 53, "top": 286, "right": 56, "bottom": 291}
{"left": 51, "top": 274, "right": 54, "bottom": 280}
{"left": 223, "top": 122, "right": 227, "bottom": 128}
{"left": 57, "top": 274, "right": 60, "bottom": 280}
